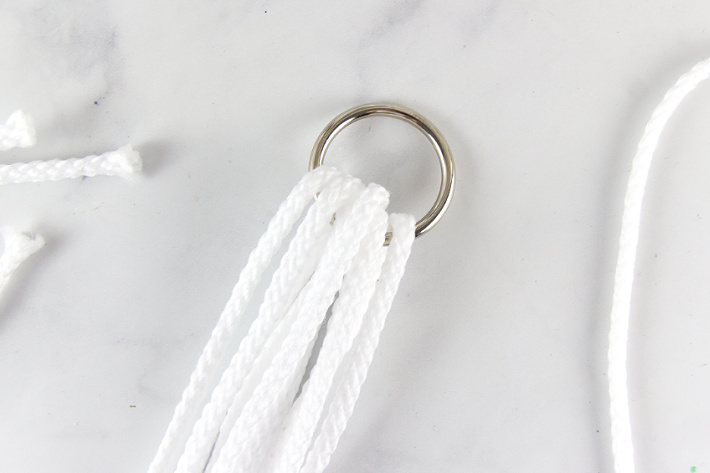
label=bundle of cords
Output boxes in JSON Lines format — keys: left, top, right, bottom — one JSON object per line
{"left": 148, "top": 166, "right": 415, "bottom": 473}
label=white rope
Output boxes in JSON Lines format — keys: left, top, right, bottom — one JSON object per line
{"left": 0, "top": 144, "right": 141, "bottom": 184}
{"left": 0, "top": 109, "right": 142, "bottom": 300}
{"left": 150, "top": 167, "right": 415, "bottom": 473}
{"left": 147, "top": 166, "right": 341, "bottom": 473}
{"left": 0, "top": 110, "right": 36, "bottom": 151}
{"left": 608, "top": 56, "right": 710, "bottom": 473}
{"left": 300, "top": 213, "right": 414, "bottom": 473}
{"left": 209, "top": 184, "right": 389, "bottom": 473}
{"left": 263, "top": 203, "right": 390, "bottom": 473}
{"left": 175, "top": 174, "right": 365, "bottom": 473}
{"left": 0, "top": 228, "right": 45, "bottom": 295}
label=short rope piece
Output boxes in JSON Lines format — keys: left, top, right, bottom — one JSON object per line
{"left": 608, "top": 56, "right": 710, "bottom": 473}
{"left": 0, "top": 144, "right": 142, "bottom": 184}
{"left": 149, "top": 166, "right": 416, "bottom": 473}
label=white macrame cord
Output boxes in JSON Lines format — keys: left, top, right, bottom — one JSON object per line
{"left": 608, "top": 56, "right": 710, "bottom": 473}
{"left": 148, "top": 166, "right": 415, "bottom": 473}
{"left": 0, "top": 109, "right": 141, "bottom": 298}
{"left": 0, "top": 110, "right": 36, "bottom": 151}
{"left": 0, "top": 144, "right": 141, "bottom": 184}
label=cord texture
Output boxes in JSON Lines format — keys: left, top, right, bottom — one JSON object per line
{"left": 149, "top": 166, "right": 415, "bottom": 473}
{"left": 0, "top": 110, "right": 142, "bottom": 299}
{"left": 609, "top": 56, "right": 710, "bottom": 473}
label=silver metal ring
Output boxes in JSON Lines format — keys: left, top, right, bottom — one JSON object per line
{"left": 309, "top": 103, "right": 455, "bottom": 241}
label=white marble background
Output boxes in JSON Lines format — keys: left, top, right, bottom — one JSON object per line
{"left": 1, "top": 1, "right": 709, "bottom": 472}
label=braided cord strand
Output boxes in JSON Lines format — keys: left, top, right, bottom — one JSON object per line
{"left": 209, "top": 183, "right": 391, "bottom": 473}
{"left": 174, "top": 175, "right": 365, "bottom": 473}
{"left": 150, "top": 167, "right": 418, "bottom": 473}
{"left": 609, "top": 56, "right": 710, "bottom": 473}
{"left": 265, "top": 201, "right": 390, "bottom": 473}
{"left": 301, "top": 213, "right": 415, "bottom": 473}
{"left": 203, "top": 178, "right": 367, "bottom": 472}
{"left": 0, "top": 145, "right": 141, "bottom": 183}
{"left": 147, "top": 166, "right": 340, "bottom": 473}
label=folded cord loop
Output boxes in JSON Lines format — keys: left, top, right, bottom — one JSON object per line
{"left": 149, "top": 166, "right": 415, "bottom": 473}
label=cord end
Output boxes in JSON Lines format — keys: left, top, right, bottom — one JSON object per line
{"left": 1, "top": 110, "right": 37, "bottom": 150}
{"left": 108, "top": 144, "right": 143, "bottom": 179}
{"left": 1, "top": 228, "right": 45, "bottom": 261}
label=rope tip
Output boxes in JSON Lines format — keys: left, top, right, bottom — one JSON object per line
{"left": 111, "top": 144, "right": 143, "bottom": 179}
{"left": 0, "top": 228, "right": 45, "bottom": 261}
{"left": 2, "top": 110, "right": 37, "bottom": 150}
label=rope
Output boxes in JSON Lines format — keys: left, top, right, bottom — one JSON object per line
{"left": 0, "top": 110, "right": 36, "bottom": 151}
{"left": 0, "top": 110, "right": 142, "bottom": 299}
{"left": 149, "top": 167, "right": 415, "bottom": 473}
{"left": 175, "top": 173, "right": 364, "bottom": 473}
{"left": 300, "top": 213, "right": 415, "bottom": 473}
{"left": 0, "top": 228, "right": 45, "bottom": 294}
{"left": 0, "top": 144, "right": 141, "bottom": 184}
{"left": 147, "top": 166, "right": 341, "bottom": 473}
{"left": 609, "top": 56, "right": 710, "bottom": 473}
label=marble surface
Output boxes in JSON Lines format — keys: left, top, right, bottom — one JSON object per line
{"left": 1, "top": 1, "right": 710, "bottom": 472}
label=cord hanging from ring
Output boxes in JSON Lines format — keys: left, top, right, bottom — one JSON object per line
{"left": 309, "top": 103, "right": 455, "bottom": 243}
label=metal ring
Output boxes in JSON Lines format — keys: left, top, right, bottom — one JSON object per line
{"left": 309, "top": 103, "right": 455, "bottom": 241}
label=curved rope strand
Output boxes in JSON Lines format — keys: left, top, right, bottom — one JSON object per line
{"left": 608, "top": 56, "right": 710, "bottom": 473}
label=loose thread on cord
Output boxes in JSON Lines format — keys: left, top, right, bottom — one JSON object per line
{"left": 609, "top": 56, "right": 710, "bottom": 473}
{"left": 148, "top": 166, "right": 415, "bottom": 473}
